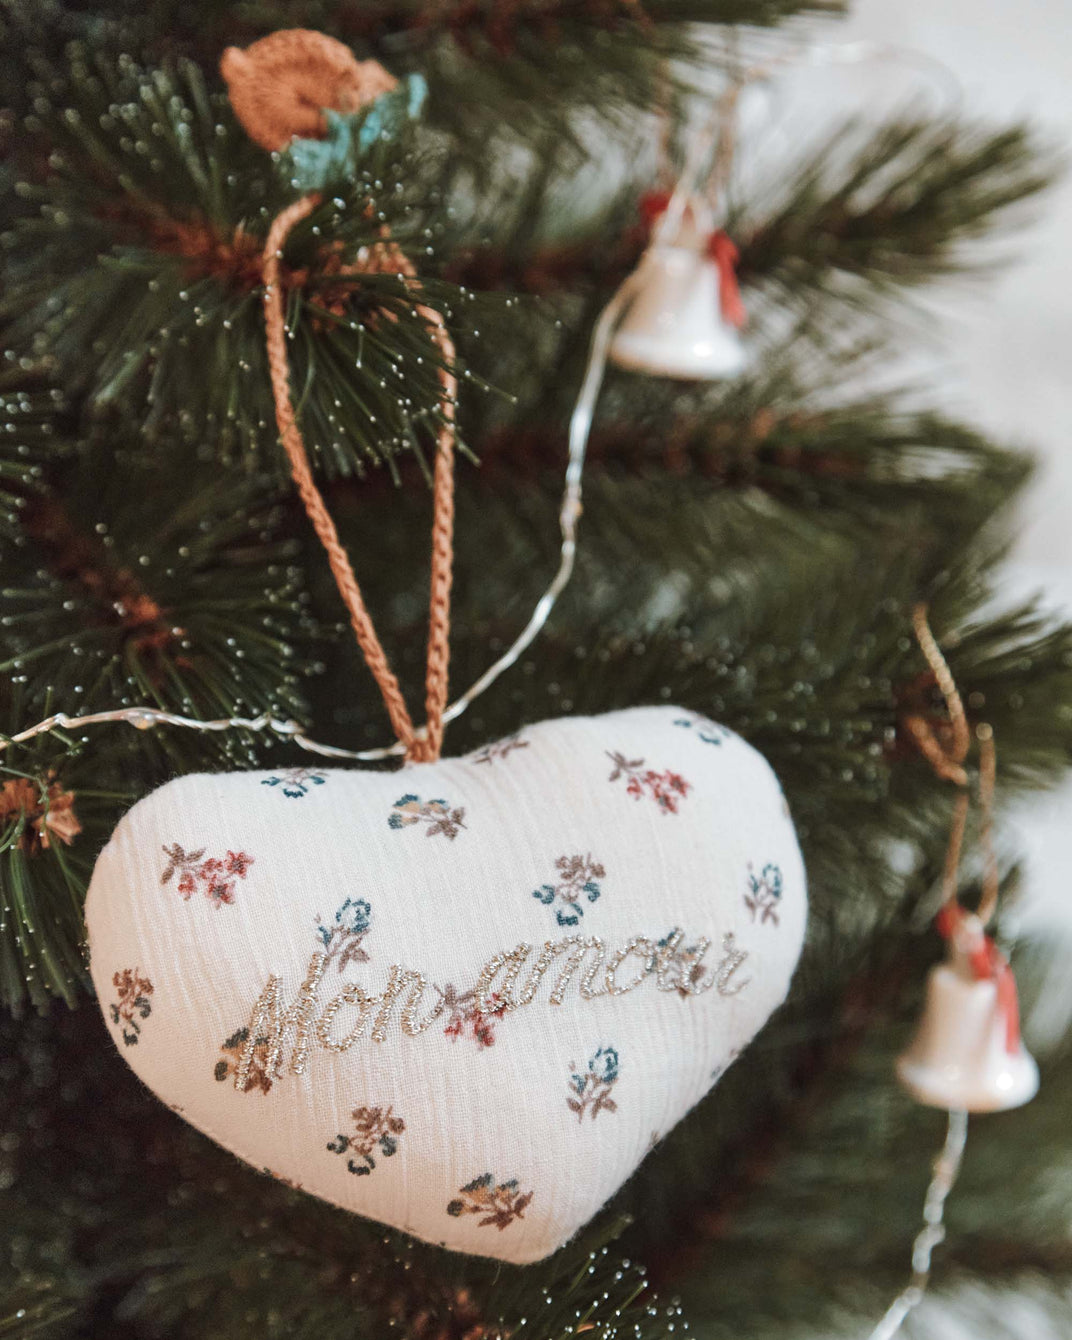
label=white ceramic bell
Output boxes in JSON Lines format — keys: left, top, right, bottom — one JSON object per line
{"left": 896, "top": 914, "right": 1038, "bottom": 1113}
{"left": 610, "top": 191, "right": 747, "bottom": 381}
{"left": 609, "top": 244, "right": 747, "bottom": 380}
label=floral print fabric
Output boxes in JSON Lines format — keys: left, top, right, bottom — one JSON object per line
{"left": 328, "top": 1105, "right": 405, "bottom": 1176}
{"left": 109, "top": 968, "right": 153, "bottom": 1045}
{"left": 606, "top": 751, "right": 690, "bottom": 813}
{"left": 388, "top": 794, "right": 466, "bottom": 839}
{"left": 88, "top": 704, "right": 806, "bottom": 1266}
{"left": 533, "top": 853, "right": 605, "bottom": 926}
{"left": 568, "top": 1047, "right": 620, "bottom": 1121}
{"left": 160, "top": 844, "right": 253, "bottom": 907}
{"left": 447, "top": 1174, "right": 533, "bottom": 1231}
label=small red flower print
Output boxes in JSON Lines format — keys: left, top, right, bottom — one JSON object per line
{"left": 607, "top": 752, "right": 691, "bottom": 814}
{"left": 225, "top": 850, "right": 254, "bottom": 879}
{"left": 441, "top": 984, "right": 505, "bottom": 1049}
{"left": 161, "top": 844, "right": 254, "bottom": 908}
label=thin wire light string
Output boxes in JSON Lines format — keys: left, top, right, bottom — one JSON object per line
{"left": 866, "top": 1108, "right": 969, "bottom": 1340}
{"left": 0, "top": 272, "right": 637, "bottom": 764}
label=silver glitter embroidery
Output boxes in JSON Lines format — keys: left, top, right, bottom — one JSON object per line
{"left": 235, "top": 950, "right": 326, "bottom": 1089}
{"left": 716, "top": 932, "right": 750, "bottom": 997}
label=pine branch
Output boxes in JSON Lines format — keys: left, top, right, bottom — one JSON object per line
{"left": 0, "top": 0, "right": 842, "bottom": 146}
{"left": 0, "top": 364, "right": 70, "bottom": 542}
{"left": 0, "top": 748, "right": 120, "bottom": 1013}
{"left": 3, "top": 52, "right": 478, "bottom": 478}
{"left": 0, "top": 448, "right": 316, "bottom": 760}
{"left": 444, "top": 117, "right": 1053, "bottom": 320}
{"left": 734, "top": 118, "right": 1056, "bottom": 301}
{"left": 471, "top": 403, "right": 1031, "bottom": 557}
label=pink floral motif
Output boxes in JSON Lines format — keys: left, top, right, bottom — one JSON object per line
{"left": 440, "top": 984, "right": 506, "bottom": 1049}
{"left": 161, "top": 844, "right": 254, "bottom": 908}
{"left": 606, "top": 751, "right": 691, "bottom": 814}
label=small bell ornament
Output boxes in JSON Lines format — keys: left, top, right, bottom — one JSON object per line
{"left": 610, "top": 193, "right": 747, "bottom": 380}
{"left": 897, "top": 904, "right": 1038, "bottom": 1113}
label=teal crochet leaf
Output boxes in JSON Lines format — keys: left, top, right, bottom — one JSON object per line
{"left": 284, "top": 75, "right": 428, "bottom": 190}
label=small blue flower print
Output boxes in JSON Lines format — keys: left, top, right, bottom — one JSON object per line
{"left": 389, "top": 795, "right": 466, "bottom": 839}
{"left": 591, "top": 1046, "right": 619, "bottom": 1084}
{"left": 532, "top": 854, "right": 605, "bottom": 926}
{"left": 674, "top": 714, "right": 731, "bottom": 746}
{"left": 316, "top": 898, "right": 373, "bottom": 971}
{"left": 327, "top": 1105, "right": 404, "bottom": 1176}
{"left": 318, "top": 897, "right": 372, "bottom": 946}
{"left": 446, "top": 1174, "right": 533, "bottom": 1229}
{"left": 745, "top": 862, "right": 783, "bottom": 925}
{"left": 261, "top": 767, "right": 328, "bottom": 798}
{"left": 568, "top": 1047, "right": 620, "bottom": 1121}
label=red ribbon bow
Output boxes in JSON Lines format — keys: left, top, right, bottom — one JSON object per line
{"left": 706, "top": 230, "right": 746, "bottom": 329}
{"left": 636, "top": 193, "right": 747, "bottom": 329}
{"left": 935, "top": 903, "right": 1022, "bottom": 1053}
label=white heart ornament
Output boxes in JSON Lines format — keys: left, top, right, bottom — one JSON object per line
{"left": 86, "top": 705, "right": 806, "bottom": 1263}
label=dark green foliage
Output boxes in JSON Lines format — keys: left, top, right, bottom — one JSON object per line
{"left": 1, "top": 3, "right": 1070, "bottom": 1338}
{"left": 735, "top": 118, "right": 1055, "bottom": 299}
{"left": 0, "top": 365, "right": 69, "bottom": 542}
{"left": 0, "top": 0, "right": 842, "bottom": 153}
{"left": 0, "top": 447, "right": 318, "bottom": 768}
{"left": 0, "top": 755, "right": 116, "bottom": 1014}
{"left": 2, "top": 52, "right": 473, "bottom": 477}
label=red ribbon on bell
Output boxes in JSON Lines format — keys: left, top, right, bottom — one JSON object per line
{"left": 635, "top": 192, "right": 747, "bottom": 332}
{"left": 637, "top": 189, "right": 673, "bottom": 229}
{"left": 706, "top": 230, "right": 746, "bottom": 329}
{"left": 935, "top": 903, "right": 1021, "bottom": 1054}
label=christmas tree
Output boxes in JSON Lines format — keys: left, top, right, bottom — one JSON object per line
{"left": 2, "top": 2, "right": 1071, "bottom": 1336}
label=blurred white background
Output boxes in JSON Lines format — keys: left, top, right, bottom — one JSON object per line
{"left": 791, "top": 5, "right": 1072, "bottom": 1334}
{"left": 737, "top": 0, "right": 1071, "bottom": 991}
{"left": 838, "top": 0, "right": 1072, "bottom": 575}
{"left": 828, "top": 0, "right": 1072, "bottom": 971}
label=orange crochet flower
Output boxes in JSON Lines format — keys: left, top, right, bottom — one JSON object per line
{"left": 220, "top": 29, "right": 398, "bottom": 152}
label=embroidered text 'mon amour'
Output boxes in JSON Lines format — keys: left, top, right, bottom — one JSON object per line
{"left": 234, "top": 929, "right": 750, "bottom": 1090}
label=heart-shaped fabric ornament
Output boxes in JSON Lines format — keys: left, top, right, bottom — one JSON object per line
{"left": 86, "top": 705, "right": 806, "bottom": 1263}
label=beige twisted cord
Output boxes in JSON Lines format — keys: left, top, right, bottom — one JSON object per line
{"left": 909, "top": 604, "right": 999, "bottom": 922}
{"left": 389, "top": 247, "right": 458, "bottom": 763}
{"left": 231, "top": 30, "right": 457, "bottom": 763}
{"left": 261, "top": 199, "right": 457, "bottom": 764}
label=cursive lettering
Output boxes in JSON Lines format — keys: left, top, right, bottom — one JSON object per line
{"left": 235, "top": 928, "right": 749, "bottom": 1088}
